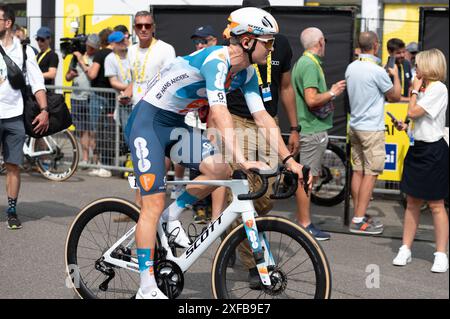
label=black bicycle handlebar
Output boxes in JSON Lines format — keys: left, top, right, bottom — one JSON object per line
{"left": 236, "top": 165, "right": 311, "bottom": 201}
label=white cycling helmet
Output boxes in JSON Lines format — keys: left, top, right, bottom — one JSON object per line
{"left": 227, "top": 7, "right": 279, "bottom": 37}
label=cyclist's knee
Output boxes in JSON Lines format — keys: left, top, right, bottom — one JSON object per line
{"left": 140, "top": 193, "right": 165, "bottom": 220}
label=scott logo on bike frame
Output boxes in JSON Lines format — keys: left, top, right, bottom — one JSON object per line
{"left": 186, "top": 215, "right": 223, "bottom": 258}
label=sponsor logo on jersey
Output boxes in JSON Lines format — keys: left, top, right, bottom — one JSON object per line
{"left": 140, "top": 174, "right": 156, "bottom": 192}
{"left": 155, "top": 73, "right": 190, "bottom": 99}
{"left": 134, "top": 137, "right": 151, "bottom": 172}
{"left": 215, "top": 63, "right": 227, "bottom": 90}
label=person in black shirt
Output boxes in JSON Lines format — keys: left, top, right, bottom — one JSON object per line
{"left": 387, "top": 38, "right": 413, "bottom": 102}
{"left": 35, "top": 26, "right": 59, "bottom": 85}
{"left": 222, "top": 0, "right": 300, "bottom": 289}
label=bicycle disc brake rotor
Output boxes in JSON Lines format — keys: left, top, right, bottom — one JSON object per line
{"left": 155, "top": 260, "right": 184, "bottom": 299}
{"left": 263, "top": 266, "right": 288, "bottom": 296}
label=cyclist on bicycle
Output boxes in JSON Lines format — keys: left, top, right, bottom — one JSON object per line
{"left": 125, "top": 7, "right": 310, "bottom": 299}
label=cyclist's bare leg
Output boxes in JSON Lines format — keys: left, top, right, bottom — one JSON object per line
{"left": 185, "top": 154, "right": 231, "bottom": 200}
{"left": 5, "top": 163, "right": 20, "bottom": 199}
{"left": 135, "top": 192, "right": 166, "bottom": 297}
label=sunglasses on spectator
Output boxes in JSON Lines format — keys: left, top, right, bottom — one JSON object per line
{"left": 35, "top": 37, "right": 48, "bottom": 42}
{"left": 254, "top": 37, "right": 275, "bottom": 50}
{"left": 135, "top": 23, "right": 153, "bottom": 30}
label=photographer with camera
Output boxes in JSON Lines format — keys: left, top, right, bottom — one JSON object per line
{"left": 35, "top": 26, "right": 59, "bottom": 86}
{"left": 65, "top": 33, "right": 100, "bottom": 167}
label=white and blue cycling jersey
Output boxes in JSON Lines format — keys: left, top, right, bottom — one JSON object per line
{"left": 125, "top": 46, "right": 265, "bottom": 195}
{"left": 143, "top": 45, "right": 265, "bottom": 115}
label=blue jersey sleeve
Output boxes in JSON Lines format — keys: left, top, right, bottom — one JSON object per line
{"left": 200, "top": 56, "right": 229, "bottom": 107}
{"left": 241, "top": 66, "right": 265, "bottom": 114}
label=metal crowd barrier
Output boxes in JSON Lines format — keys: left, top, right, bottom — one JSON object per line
{"left": 46, "top": 86, "right": 133, "bottom": 174}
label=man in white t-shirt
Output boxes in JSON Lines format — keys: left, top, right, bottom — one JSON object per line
{"left": 124, "top": 11, "right": 176, "bottom": 107}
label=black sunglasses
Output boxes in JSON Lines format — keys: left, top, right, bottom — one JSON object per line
{"left": 193, "top": 38, "right": 208, "bottom": 45}
{"left": 135, "top": 23, "right": 153, "bottom": 30}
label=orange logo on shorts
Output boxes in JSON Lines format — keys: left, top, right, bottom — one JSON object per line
{"left": 245, "top": 220, "right": 254, "bottom": 229}
{"left": 258, "top": 267, "right": 268, "bottom": 275}
{"left": 140, "top": 174, "right": 156, "bottom": 191}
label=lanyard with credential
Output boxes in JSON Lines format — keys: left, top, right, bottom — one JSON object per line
{"left": 399, "top": 63, "right": 405, "bottom": 95}
{"left": 115, "top": 54, "right": 131, "bottom": 84}
{"left": 252, "top": 52, "right": 272, "bottom": 102}
{"left": 37, "top": 48, "right": 51, "bottom": 65}
{"left": 358, "top": 57, "right": 379, "bottom": 65}
{"left": 133, "top": 38, "right": 157, "bottom": 92}
{"left": 304, "top": 51, "right": 325, "bottom": 82}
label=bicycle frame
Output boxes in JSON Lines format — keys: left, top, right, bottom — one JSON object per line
{"left": 101, "top": 179, "right": 275, "bottom": 286}
{"left": 23, "top": 135, "right": 57, "bottom": 158}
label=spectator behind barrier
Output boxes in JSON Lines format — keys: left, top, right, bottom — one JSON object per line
{"left": 73, "top": 27, "right": 113, "bottom": 177}
{"left": 391, "top": 48, "right": 449, "bottom": 273}
{"left": 65, "top": 33, "right": 100, "bottom": 168}
{"left": 113, "top": 25, "right": 131, "bottom": 47}
{"left": 291, "top": 27, "right": 347, "bottom": 242}
{"left": 1, "top": 5, "right": 49, "bottom": 230}
{"left": 387, "top": 38, "right": 413, "bottom": 101}
{"left": 405, "top": 42, "right": 419, "bottom": 79}
{"left": 121, "top": 10, "right": 176, "bottom": 208}
{"left": 345, "top": 31, "right": 401, "bottom": 235}
{"left": 35, "top": 26, "right": 59, "bottom": 85}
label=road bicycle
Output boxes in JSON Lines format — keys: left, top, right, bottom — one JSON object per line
{"left": 1, "top": 129, "right": 79, "bottom": 181}
{"left": 65, "top": 166, "right": 332, "bottom": 299}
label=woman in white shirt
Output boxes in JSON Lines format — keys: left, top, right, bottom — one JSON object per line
{"left": 391, "top": 48, "right": 448, "bottom": 273}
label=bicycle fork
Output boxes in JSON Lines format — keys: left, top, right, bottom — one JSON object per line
{"left": 241, "top": 212, "right": 275, "bottom": 287}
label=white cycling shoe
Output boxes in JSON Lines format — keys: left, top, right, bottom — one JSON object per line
{"left": 136, "top": 287, "right": 168, "bottom": 299}
{"left": 166, "top": 220, "right": 191, "bottom": 248}
{"left": 393, "top": 245, "right": 412, "bottom": 266}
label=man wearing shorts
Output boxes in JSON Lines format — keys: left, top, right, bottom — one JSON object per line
{"left": 345, "top": 31, "right": 401, "bottom": 235}
{"left": 292, "top": 27, "right": 346, "bottom": 240}
{"left": 1, "top": 5, "right": 49, "bottom": 229}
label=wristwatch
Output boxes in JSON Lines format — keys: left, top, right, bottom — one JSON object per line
{"left": 40, "top": 106, "right": 49, "bottom": 113}
{"left": 411, "top": 89, "right": 420, "bottom": 96}
{"left": 290, "top": 125, "right": 301, "bottom": 133}
{"left": 329, "top": 91, "right": 336, "bottom": 101}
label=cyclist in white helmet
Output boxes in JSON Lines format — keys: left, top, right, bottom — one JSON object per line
{"left": 125, "top": 7, "right": 311, "bottom": 299}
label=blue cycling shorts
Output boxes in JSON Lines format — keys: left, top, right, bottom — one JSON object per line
{"left": 124, "top": 101, "right": 216, "bottom": 196}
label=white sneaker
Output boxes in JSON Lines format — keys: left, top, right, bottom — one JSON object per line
{"left": 88, "top": 168, "right": 100, "bottom": 176}
{"left": 431, "top": 252, "right": 449, "bottom": 273}
{"left": 97, "top": 168, "right": 112, "bottom": 178}
{"left": 393, "top": 245, "right": 412, "bottom": 266}
{"left": 166, "top": 220, "right": 191, "bottom": 248}
{"left": 78, "top": 160, "right": 89, "bottom": 169}
{"left": 136, "top": 287, "right": 168, "bottom": 299}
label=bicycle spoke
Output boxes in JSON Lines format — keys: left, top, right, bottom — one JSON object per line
{"left": 284, "top": 255, "right": 312, "bottom": 275}
{"left": 285, "top": 287, "right": 315, "bottom": 297}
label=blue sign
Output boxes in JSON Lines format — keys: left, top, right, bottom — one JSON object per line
{"left": 384, "top": 143, "right": 397, "bottom": 171}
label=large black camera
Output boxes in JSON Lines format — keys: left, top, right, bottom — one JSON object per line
{"left": 60, "top": 35, "right": 87, "bottom": 69}
{"left": 60, "top": 35, "right": 87, "bottom": 58}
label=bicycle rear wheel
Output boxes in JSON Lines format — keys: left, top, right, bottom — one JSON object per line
{"left": 65, "top": 198, "right": 140, "bottom": 299}
{"left": 311, "top": 142, "right": 346, "bottom": 207}
{"left": 212, "top": 216, "right": 331, "bottom": 299}
{"left": 34, "top": 129, "right": 79, "bottom": 181}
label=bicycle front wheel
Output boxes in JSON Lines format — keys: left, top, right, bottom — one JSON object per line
{"left": 35, "top": 129, "right": 79, "bottom": 181}
{"left": 212, "top": 216, "right": 331, "bottom": 299}
{"left": 65, "top": 198, "right": 140, "bottom": 299}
